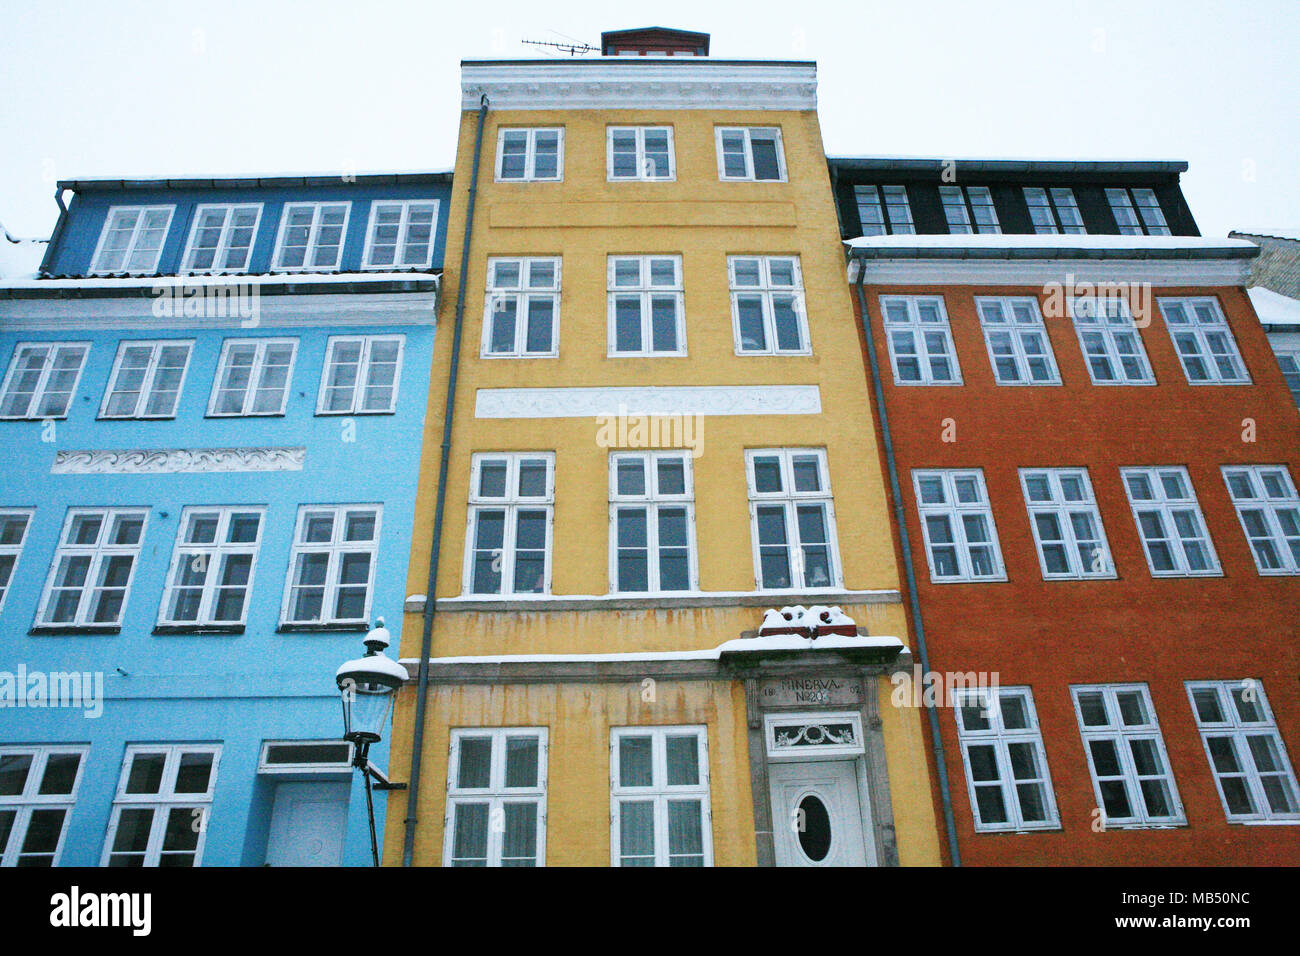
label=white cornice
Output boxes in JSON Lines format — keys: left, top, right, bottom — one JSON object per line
{"left": 461, "top": 60, "right": 817, "bottom": 111}
{"left": 848, "top": 258, "right": 1251, "bottom": 287}
{"left": 475, "top": 385, "right": 822, "bottom": 419}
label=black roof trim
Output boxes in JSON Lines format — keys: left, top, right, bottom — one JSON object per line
{"left": 828, "top": 157, "right": 1188, "bottom": 175}
{"left": 58, "top": 171, "right": 453, "bottom": 192}
{"left": 846, "top": 245, "right": 1254, "bottom": 262}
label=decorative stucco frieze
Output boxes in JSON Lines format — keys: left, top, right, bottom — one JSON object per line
{"left": 51, "top": 447, "right": 306, "bottom": 475}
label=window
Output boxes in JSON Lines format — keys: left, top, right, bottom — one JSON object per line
{"left": 1072, "top": 684, "right": 1184, "bottom": 827}
{"left": 272, "top": 202, "right": 350, "bottom": 271}
{"left": 37, "top": 508, "right": 147, "bottom": 628}
{"left": 103, "top": 745, "right": 220, "bottom": 867}
{"left": 282, "top": 505, "right": 380, "bottom": 625}
{"left": 180, "top": 203, "right": 261, "bottom": 273}
{"left": 0, "top": 746, "right": 87, "bottom": 867}
{"left": 90, "top": 206, "right": 174, "bottom": 274}
{"left": 101, "top": 340, "right": 193, "bottom": 418}
{"left": 954, "top": 688, "right": 1058, "bottom": 832}
{"left": 1069, "top": 296, "right": 1155, "bottom": 385}
{"left": 1023, "top": 187, "right": 1085, "bottom": 234}
{"left": 208, "top": 338, "right": 296, "bottom": 416}
{"left": 607, "top": 127, "right": 675, "bottom": 181}
{"left": 610, "top": 452, "right": 696, "bottom": 593}
{"left": 746, "top": 449, "right": 841, "bottom": 590}
{"left": 728, "top": 256, "right": 808, "bottom": 354}
{"left": 853, "top": 185, "right": 915, "bottom": 236}
{"left": 976, "top": 297, "right": 1060, "bottom": 384}
{"left": 483, "top": 258, "right": 560, "bottom": 358}
{"left": 608, "top": 255, "right": 685, "bottom": 355}
{"left": 465, "top": 453, "right": 554, "bottom": 596}
{"left": 881, "top": 296, "right": 961, "bottom": 384}
{"left": 258, "top": 741, "right": 353, "bottom": 774}
{"left": 0, "top": 343, "right": 89, "bottom": 419}
{"left": 1020, "top": 468, "right": 1114, "bottom": 579}
{"left": 1107, "top": 187, "right": 1170, "bottom": 236}
{"left": 0, "top": 510, "right": 32, "bottom": 612}
{"left": 611, "top": 726, "right": 711, "bottom": 866}
{"left": 716, "top": 127, "right": 786, "bottom": 182}
{"left": 913, "top": 470, "right": 1005, "bottom": 582}
{"left": 361, "top": 200, "right": 438, "bottom": 269}
{"left": 1187, "top": 681, "right": 1300, "bottom": 822}
{"left": 1276, "top": 351, "right": 1300, "bottom": 407}
{"left": 158, "top": 507, "right": 265, "bottom": 627}
{"left": 1222, "top": 465, "right": 1300, "bottom": 574}
{"left": 1159, "top": 298, "right": 1249, "bottom": 384}
{"left": 1121, "top": 467, "right": 1220, "bottom": 576}
{"left": 940, "top": 186, "right": 1000, "bottom": 234}
{"left": 496, "top": 128, "right": 563, "bottom": 182}
{"left": 445, "top": 729, "right": 548, "bottom": 867}
{"left": 317, "top": 335, "right": 403, "bottom": 414}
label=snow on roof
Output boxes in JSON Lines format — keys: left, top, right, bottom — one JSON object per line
{"left": 1248, "top": 287, "right": 1300, "bottom": 327}
{"left": 827, "top": 154, "right": 1188, "bottom": 171}
{"left": 1230, "top": 228, "right": 1300, "bottom": 243}
{"left": 0, "top": 239, "right": 47, "bottom": 282}
{"left": 0, "top": 271, "right": 439, "bottom": 292}
{"left": 59, "top": 168, "right": 454, "bottom": 189}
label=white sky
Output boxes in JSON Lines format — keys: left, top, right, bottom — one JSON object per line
{"left": 1, "top": 0, "right": 1296, "bottom": 238}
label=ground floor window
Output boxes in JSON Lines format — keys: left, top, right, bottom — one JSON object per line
{"left": 610, "top": 725, "right": 712, "bottom": 866}
{"left": 445, "top": 728, "right": 548, "bottom": 866}
{"left": 0, "top": 745, "right": 87, "bottom": 867}
{"left": 102, "top": 744, "right": 220, "bottom": 867}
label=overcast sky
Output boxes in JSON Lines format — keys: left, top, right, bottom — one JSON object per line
{"left": 1, "top": 0, "right": 1296, "bottom": 238}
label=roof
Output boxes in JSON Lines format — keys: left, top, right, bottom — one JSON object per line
{"left": 845, "top": 234, "right": 1257, "bottom": 261}
{"left": 828, "top": 156, "right": 1188, "bottom": 175}
{"left": 600, "top": 26, "right": 711, "bottom": 54}
{"left": 1248, "top": 287, "right": 1300, "bottom": 327}
{"left": 0, "top": 270, "right": 440, "bottom": 299}
{"left": 1230, "top": 228, "right": 1300, "bottom": 243}
{"left": 0, "top": 237, "right": 48, "bottom": 282}
{"left": 57, "top": 169, "right": 453, "bottom": 192}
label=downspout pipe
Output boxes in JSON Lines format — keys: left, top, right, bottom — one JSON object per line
{"left": 851, "top": 251, "right": 962, "bottom": 867}
{"left": 402, "top": 94, "right": 490, "bottom": 868}
{"left": 36, "top": 187, "right": 70, "bottom": 276}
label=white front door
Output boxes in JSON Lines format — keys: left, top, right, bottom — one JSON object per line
{"left": 769, "top": 760, "right": 870, "bottom": 867}
{"left": 266, "top": 781, "right": 349, "bottom": 867}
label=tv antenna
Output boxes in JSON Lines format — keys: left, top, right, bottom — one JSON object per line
{"left": 521, "top": 37, "right": 599, "bottom": 56}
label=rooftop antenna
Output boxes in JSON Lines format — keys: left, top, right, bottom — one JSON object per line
{"left": 520, "top": 37, "right": 599, "bottom": 56}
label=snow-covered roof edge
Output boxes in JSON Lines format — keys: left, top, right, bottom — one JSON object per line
{"left": 0, "top": 271, "right": 440, "bottom": 293}
{"left": 59, "top": 168, "right": 454, "bottom": 190}
{"left": 1248, "top": 287, "right": 1300, "bottom": 327}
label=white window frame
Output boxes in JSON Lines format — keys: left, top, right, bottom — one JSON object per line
{"left": 715, "top": 127, "right": 787, "bottom": 182}
{"left": 180, "top": 203, "right": 263, "bottom": 274}
{"left": 0, "top": 508, "right": 34, "bottom": 613}
{"left": 1107, "top": 187, "right": 1171, "bottom": 236}
{"left": 1019, "top": 468, "right": 1115, "bottom": 579}
{"left": 360, "top": 199, "right": 439, "bottom": 270}
{"left": 280, "top": 504, "right": 382, "bottom": 626}
{"left": 444, "top": 728, "right": 549, "bottom": 867}
{"left": 1069, "top": 296, "right": 1156, "bottom": 385}
{"left": 1222, "top": 464, "right": 1300, "bottom": 575}
{"left": 482, "top": 257, "right": 561, "bottom": 359}
{"left": 1121, "top": 466, "right": 1221, "bottom": 577}
{"left": 463, "top": 453, "right": 555, "bottom": 597}
{"left": 157, "top": 506, "right": 266, "bottom": 628}
{"left": 0, "top": 745, "right": 88, "bottom": 867}
{"left": 271, "top": 201, "right": 351, "bottom": 272}
{"left": 1071, "top": 683, "right": 1186, "bottom": 828}
{"left": 1275, "top": 349, "right": 1300, "bottom": 407}
{"left": 745, "top": 448, "right": 842, "bottom": 591}
{"left": 495, "top": 128, "right": 564, "bottom": 183}
{"left": 606, "top": 255, "right": 686, "bottom": 356}
{"left": 609, "top": 451, "right": 698, "bottom": 594}
{"left": 316, "top": 334, "right": 404, "bottom": 415}
{"left": 99, "top": 339, "right": 194, "bottom": 419}
{"left": 852, "top": 184, "right": 915, "bottom": 236}
{"left": 1187, "top": 680, "right": 1300, "bottom": 823}
{"left": 912, "top": 469, "right": 1007, "bottom": 583}
{"left": 1023, "top": 187, "right": 1085, "bottom": 235}
{"left": 940, "top": 186, "right": 1000, "bottom": 234}
{"left": 727, "top": 255, "right": 809, "bottom": 355}
{"left": 36, "top": 507, "right": 148, "bottom": 629}
{"left": 207, "top": 337, "right": 298, "bottom": 417}
{"left": 975, "top": 296, "right": 1061, "bottom": 385}
{"left": 1158, "top": 297, "right": 1250, "bottom": 385}
{"left": 610, "top": 725, "right": 713, "bottom": 867}
{"left": 89, "top": 205, "right": 175, "bottom": 275}
{"left": 257, "top": 740, "right": 354, "bottom": 775}
{"left": 954, "top": 687, "right": 1060, "bottom": 833}
{"left": 880, "top": 295, "right": 961, "bottom": 385}
{"left": 0, "top": 342, "right": 90, "bottom": 420}
{"left": 101, "top": 744, "right": 221, "bottom": 867}
{"left": 606, "top": 126, "right": 676, "bottom": 182}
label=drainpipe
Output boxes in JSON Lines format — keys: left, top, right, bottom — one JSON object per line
{"left": 401, "top": 93, "right": 490, "bottom": 868}
{"left": 852, "top": 251, "right": 962, "bottom": 867}
{"left": 36, "top": 186, "right": 70, "bottom": 276}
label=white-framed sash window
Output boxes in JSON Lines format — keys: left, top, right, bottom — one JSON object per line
{"left": 746, "top": 448, "right": 841, "bottom": 590}
{"left": 181, "top": 203, "right": 262, "bottom": 273}
{"left": 36, "top": 508, "right": 147, "bottom": 628}
{"left": 0, "top": 342, "right": 89, "bottom": 420}
{"left": 608, "top": 255, "right": 685, "bottom": 355}
{"left": 272, "top": 201, "right": 350, "bottom": 271}
{"left": 1069, "top": 296, "right": 1155, "bottom": 385}
{"left": 913, "top": 469, "right": 1006, "bottom": 582}
{"left": 496, "top": 128, "right": 563, "bottom": 182}
{"left": 1158, "top": 297, "right": 1249, "bottom": 384}
{"left": 445, "top": 728, "right": 548, "bottom": 867}
{"left": 103, "top": 745, "right": 220, "bottom": 867}
{"left": 611, "top": 726, "right": 712, "bottom": 866}
{"left": 609, "top": 451, "right": 696, "bottom": 593}
{"left": 607, "top": 126, "right": 675, "bottom": 181}
{"left": 208, "top": 338, "right": 297, "bottom": 416}
{"left": 940, "top": 186, "right": 1000, "bottom": 234}
{"left": 880, "top": 296, "right": 960, "bottom": 385}
{"left": 464, "top": 453, "right": 554, "bottom": 596}
{"left": 90, "top": 206, "right": 174, "bottom": 274}
{"left": 0, "top": 509, "right": 33, "bottom": 612}
{"left": 1121, "top": 466, "right": 1220, "bottom": 577}
{"left": 361, "top": 199, "right": 438, "bottom": 269}
{"left": 1019, "top": 468, "right": 1114, "bottom": 579}
{"left": 715, "top": 127, "right": 786, "bottom": 182}
{"left": 1222, "top": 465, "right": 1300, "bottom": 574}
{"left": 1024, "top": 187, "right": 1085, "bottom": 234}
{"left": 158, "top": 507, "right": 265, "bottom": 627}
{"left": 976, "top": 297, "right": 1060, "bottom": 385}
{"left": 954, "top": 687, "right": 1059, "bottom": 832}
{"left": 728, "top": 255, "right": 808, "bottom": 355}
{"left": 281, "top": 505, "right": 380, "bottom": 626}
{"left": 483, "top": 257, "right": 561, "bottom": 358}
{"left": 317, "top": 335, "right": 403, "bottom": 414}
{"left": 0, "top": 746, "right": 88, "bottom": 867}
{"left": 853, "top": 185, "right": 915, "bottom": 235}
{"left": 100, "top": 340, "right": 193, "bottom": 419}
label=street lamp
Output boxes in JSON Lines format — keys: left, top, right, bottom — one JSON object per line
{"left": 336, "top": 618, "right": 408, "bottom": 866}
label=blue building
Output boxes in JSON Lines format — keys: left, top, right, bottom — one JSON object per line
{"left": 0, "top": 170, "right": 449, "bottom": 866}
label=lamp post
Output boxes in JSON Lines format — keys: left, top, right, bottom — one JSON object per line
{"left": 336, "top": 618, "right": 408, "bottom": 866}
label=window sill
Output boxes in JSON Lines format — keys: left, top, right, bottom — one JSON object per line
{"left": 153, "top": 624, "right": 245, "bottom": 635}
{"left": 412, "top": 588, "right": 902, "bottom": 614}
{"left": 313, "top": 410, "right": 397, "bottom": 417}
{"left": 204, "top": 412, "right": 287, "bottom": 420}
{"left": 276, "top": 622, "right": 369, "bottom": 633}
{"left": 29, "top": 625, "right": 121, "bottom": 635}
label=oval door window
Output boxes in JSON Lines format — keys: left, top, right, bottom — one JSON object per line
{"left": 797, "top": 794, "right": 832, "bottom": 862}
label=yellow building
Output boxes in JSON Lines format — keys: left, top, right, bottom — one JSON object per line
{"left": 384, "top": 27, "right": 942, "bottom": 867}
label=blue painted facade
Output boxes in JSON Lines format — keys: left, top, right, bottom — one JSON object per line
{"left": 0, "top": 172, "right": 448, "bottom": 866}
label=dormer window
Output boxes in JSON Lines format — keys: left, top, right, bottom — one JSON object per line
{"left": 1107, "top": 188, "right": 1171, "bottom": 236}
{"left": 940, "top": 186, "right": 1000, "bottom": 234}
{"left": 272, "top": 202, "right": 350, "bottom": 271}
{"left": 181, "top": 204, "right": 262, "bottom": 273}
{"left": 1024, "top": 188, "right": 1085, "bottom": 235}
{"left": 90, "top": 206, "right": 174, "bottom": 274}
